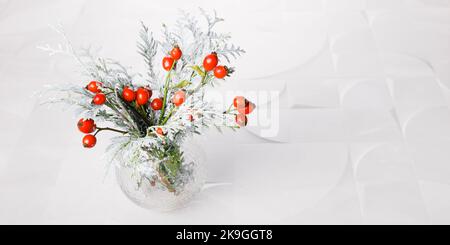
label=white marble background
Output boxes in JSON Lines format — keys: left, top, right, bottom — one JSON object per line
{"left": 1, "top": 0, "right": 450, "bottom": 224}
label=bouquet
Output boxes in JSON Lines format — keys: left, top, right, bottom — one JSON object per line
{"left": 39, "top": 10, "right": 255, "bottom": 208}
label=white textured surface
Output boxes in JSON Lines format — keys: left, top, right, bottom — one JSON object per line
{"left": 1, "top": 0, "right": 450, "bottom": 224}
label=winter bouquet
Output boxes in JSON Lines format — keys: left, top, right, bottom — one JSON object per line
{"left": 39, "top": 10, "right": 255, "bottom": 210}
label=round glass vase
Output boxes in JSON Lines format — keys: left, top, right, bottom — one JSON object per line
{"left": 115, "top": 141, "right": 205, "bottom": 211}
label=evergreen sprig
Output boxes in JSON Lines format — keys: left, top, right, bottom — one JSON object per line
{"left": 137, "top": 22, "right": 158, "bottom": 85}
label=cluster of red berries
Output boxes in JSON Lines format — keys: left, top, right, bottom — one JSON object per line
{"left": 233, "top": 96, "right": 256, "bottom": 127}
{"left": 86, "top": 81, "right": 107, "bottom": 105}
{"left": 162, "top": 46, "right": 182, "bottom": 71}
{"left": 82, "top": 81, "right": 106, "bottom": 148}
{"left": 122, "top": 86, "right": 153, "bottom": 105}
{"left": 203, "top": 52, "right": 231, "bottom": 79}
{"left": 122, "top": 86, "right": 186, "bottom": 110}
{"left": 162, "top": 46, "right": 230, "bottom": 79}
{"left": 77, "top": 118, "right": 97, "bottom": 148}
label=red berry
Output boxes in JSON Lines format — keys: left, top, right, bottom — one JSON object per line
{"left": 156, "top": 127, "right": 165, "bottom": 136}
{"left": 162, "top": 56, "right": 175, "bottom": 71}
{"left": 170, "top": 46, "right": 182, "bottom": 60}
{"left": 172, "top": 90, "right": 186, "bottom": 107}
{"left": 136, "top": 87, "right": 152, "bottom": 105}
{"left": 77, "top": 118, "right": 96, "bottom": 134}
{"left": 86, "top": 81, "right": 102, "bottom": 93}
{"left": 151, "top": 98, "right": 163, "bottom": 110}
{"left": 213, "top": 66, "right": 228, "bottom": 79}
{"left": 235, "top": 114, "right": 248, "bottom": 127}
{"left": 203, "top": 52, "right": 218, "bottom": 71}
{"left": 233, "top": 96, "right": 247, "bottom": 109}
{"left": 92, "top": 93, "right": 106, "bottom": 105}
{"left": 82, "top": 134, "right": 97, "bottom": 148}
{"left": 237, "top": 102, "right": 256, "bottom": 115}
{"left": 187, "top": 114, "right": 194, "bottom": 122}
{"left": 122, "top": 86, "right": 136, "bottom": 102}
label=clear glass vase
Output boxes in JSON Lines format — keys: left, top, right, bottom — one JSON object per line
{"left": 115, "top": 140, "right": 205, "bottom": 211}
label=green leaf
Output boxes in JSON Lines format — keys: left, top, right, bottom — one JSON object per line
{"left": 171, "top": 80, "right": 192, "bottom": 89}
{"left": 162, "top": 146, "right": 183, "bottom": 181}
{"left": 190, "top": 65, "right": 205, "bottom": 77}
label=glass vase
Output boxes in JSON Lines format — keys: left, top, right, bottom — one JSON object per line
{"left": 115, "top": 140, "right": 205, "bottom": 211}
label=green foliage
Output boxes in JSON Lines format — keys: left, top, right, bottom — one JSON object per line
{"left": 171, "top": 80, "right": 192, "bottom": 89}
{"left": 149, "top": 143, "right": 184, "bottom": 192}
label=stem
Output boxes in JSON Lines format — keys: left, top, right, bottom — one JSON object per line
{"left": 224, "top": 103, "right": 234, "bottom": 114}
{"left": 104, "top": 100, "right": 136, "bottom": 132}
{"left": 158, "top": 169, "right": 175, "bottom": 193}
{"left": 158, "top": 62, "right": 176, "bottom": 124}
{"left": 136, "top": 104, "right": 147, "bottom": 119}
{"left": 190, "top": 73, "right": 208, "bottom": 95}
{"left": 161, "top": 106, "right": 176, "bottom": 125}
{"left": 120, "top": 97, "right": 151, "bottom": 126}
{"left": 189, "top": 71, "right": 196, "bottom": 80}
{"left": 108, "top": 89, "right": 141, "bottom": 133}
{"left": 94, "top": 127, "right": 128, "bottom": 136}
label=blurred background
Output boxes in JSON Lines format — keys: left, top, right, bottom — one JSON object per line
{"left": 0, "top": 0, "right": 450, "bottom": 224}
